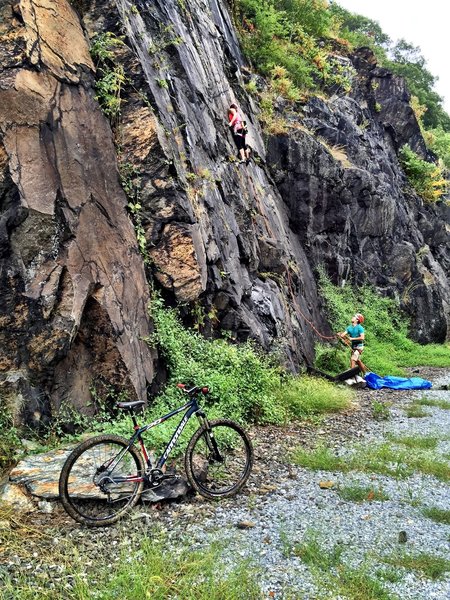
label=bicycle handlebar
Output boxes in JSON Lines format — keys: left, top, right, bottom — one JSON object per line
{"left": 177, "top": 383, "right": 209, "bottom": 396}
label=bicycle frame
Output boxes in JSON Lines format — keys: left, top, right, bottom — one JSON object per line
{"left": 104, "top": 396, "right": 208, "bottom": 484}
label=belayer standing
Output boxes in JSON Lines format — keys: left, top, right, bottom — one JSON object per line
{"left": 338, "top": 313, "right": 366, "bottom": 371}
{"left": 228, "top": 104, "right": 251, "bottom": 164}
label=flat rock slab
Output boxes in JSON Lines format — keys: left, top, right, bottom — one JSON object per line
{"left": 8, "top": 447, "right": 74, "bottom": 499}
{"left": 2, "top": 445, "right": 190, "bottom": 508}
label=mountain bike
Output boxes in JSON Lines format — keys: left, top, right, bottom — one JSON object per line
{"left": 58, "top": 384, "right": 253, "bottom": 526}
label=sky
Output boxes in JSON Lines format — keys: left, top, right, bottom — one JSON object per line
{"left": 334, "top": 0, "right": 450, "bottom": 115}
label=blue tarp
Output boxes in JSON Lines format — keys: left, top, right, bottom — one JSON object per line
{"left": 365, "top": 372, "right": 432, "bottom": 390}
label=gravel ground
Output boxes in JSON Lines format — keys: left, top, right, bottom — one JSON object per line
{"left": 1, "top": 368, "right": 449, "bottom": 599}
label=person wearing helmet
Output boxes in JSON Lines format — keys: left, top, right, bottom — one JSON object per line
{"left": 338, "top": 313, "right": 365, "bottom": 370}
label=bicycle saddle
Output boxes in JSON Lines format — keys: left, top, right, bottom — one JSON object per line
{"left": 116, "top": 400, "right": 145, "bottom": 410}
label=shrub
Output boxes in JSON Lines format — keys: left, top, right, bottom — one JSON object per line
{"left": 149, "top": 294, "right": 285, "bottom": 425}
{"left": 317, "top": 268, "right": 450, "bottom": 375}
{"left": 146, "top": 294, "right": 352, "bottom": 436}
{"left": 0, "top": 405, "right": 22, "bottom": 471}
{"left": 399, "top": 144, "right": 448, "bottom": 202}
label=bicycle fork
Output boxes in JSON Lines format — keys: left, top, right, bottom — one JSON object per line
{"left": 197, "top": 412, "right": 223, "bottom": 462}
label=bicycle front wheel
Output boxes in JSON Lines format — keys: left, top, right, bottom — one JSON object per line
{"left": 185, "top": 419, "right": 253, "bottom": 499}
{"left": 59, "top": 434, "right": 145, "bottom": 526}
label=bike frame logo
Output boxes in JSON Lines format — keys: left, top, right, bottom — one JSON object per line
{"left": 162, "top": 413, "right": 190, "bottom": 461}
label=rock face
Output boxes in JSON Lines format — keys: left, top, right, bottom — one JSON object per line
{"left": 0, "top": 1, "right": 449, "bottom": 427}
{"left": 0, "top": 0, "right": 155, "bottom": 427}
{"left": 268, "top": 48, "right": 450, "bottom": 343}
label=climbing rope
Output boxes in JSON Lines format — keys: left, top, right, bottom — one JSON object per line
{"left": 284, "top": 267, "right": 337, "bottom": 342}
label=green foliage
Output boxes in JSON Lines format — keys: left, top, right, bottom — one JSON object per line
{"left": 149, "top": 294, "right": 285, "bottom": 425}
{"left": 336, "top": 484, "right": 389, "bottom": 503}
{"left": 422, "top": 507, "right": 450, "bottom": 525}
{"left": 273, "top": 374, "right": 351, "bottom": 420}
{"left": 235, "top": 0, "right": 352, "bottom": 99}
{"left": 416, "top": 397, "right": 450, "bottom": 409}
{"left": 317, "top": 268, "right": 450, "bottom": 376}
{"left": 381, "top": 551, "right": 450, "bottom": 580}
{"left": 293, "top": 532, "right": 343, "bottom": 569}
{"left": 1, "top": 526, "right": 261, "bottom": 599}
{"left": 147, "top": 294, "right": 352, "bottom": 431}
{"left": 399, "top": 144, "right": 447, "bottom": 202}
{"left": 385, "top": 433, "right": 438, "bottom": 449}
{"left": 292, "top": 440, "right": 450, "bottom": 481}
{"left": 385, "top": 40, "right": 450, "bottom": 131}
{"left": 329, "top": 4, "right": 390, "bottom": 47}
{"left": 292, "top": 532, "right": 396, "bottom": 600}
{"left": 371, "top": 400, "right": 391, "bottom": 421}
{"left": 90, "top": 32, "right": 129, "bottom": 124}
{"left": 0, "top": 405, "right": 22, "bottom": 471}
{"left": 425, "top": 127, "right": 450, "bottom": 170}
{"left": 404, "top": 403, "right": 429, "bottom": 418}
{"left": 90, "top": 31, "right": 125, "bottom": 63}
{"left": 118, "top": 163, "right": 150, "bottom": 264}
{"left": 235, "top": 0, "right": 450, "bottom": 136}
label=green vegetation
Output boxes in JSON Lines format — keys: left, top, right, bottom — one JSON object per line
{"left": 385, "top": 433, "right": 438, "bottom": 449}
{"left": 293, "top": 532, "right": 343, "bottom": 569}
{"left": 416, "top": 397, "right": 450, "bottom": 410}
{"left": 404, "top": 404, "right": 429, "bottom": 418}
{"left": 146, "top": 294, "right": 352, "bottom": 434}
{"left": 272, "top": 373, "right": 351, "bottom": 420}
{"left": 422, "top": 507, "right": 450, "bottom": 525}
{"left": 235, "top": 0, "right": 349, "bottom": 95}
{"left": 291, "top": 533, "right": 396, "bottom": 599}
{"left": 90, "top": 32, "right": 128, "bottom": 124}
{"left": 381, "top": 551, "right": 450, "bottom": 580}
{"left": 235, "top": 2, "right": 450, "bottom": 195}
{"left": 0, "top": 514, "right": 261, "bottom": 600}
{"left": 0, "top": 405, "right": 22, "bottom": 472}
{"left": 336, "top": 484, "right": 389, "bottom": 503}
{"left": 317, "top": 269, "right": 450, "bottom": 376}
{"left": 399, "top": 144, "right": 447, "bottom": 202}
{"left": 374, "top": 567, "right": 403, "bottom": 584}
{"left": 292, "top": 441, "right": 450, "bottom": 481}
{"left": 371, "top": 400, "right": 391, "bottom": 421}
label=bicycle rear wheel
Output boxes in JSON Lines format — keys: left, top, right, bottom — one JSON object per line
{"left": 59, "top": 434, "right": 145, "bottom": 526}
{"left": 185, "top": 419, "right": 253, "bottom": 499}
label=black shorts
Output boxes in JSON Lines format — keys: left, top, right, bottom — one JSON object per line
{"left": 232, "top": 130, "right": 246, "bottom": 151}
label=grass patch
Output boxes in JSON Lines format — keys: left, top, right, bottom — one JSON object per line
{"left": 273, "top": 374, "right": 352, "bottom": 420}
{"left": 385, "top": 433, "right": 438, "bottom": 450}
{"left": 416, "top": 397, "right": 450, "bottom": 410}
{"left": 422, "top": 507, "right": 450, "bottom": 525}
{"left": 336, "top": 484, "right": 389, "bottom": 503}
{"left": 0, "top": 517, "right": 261, "bottom": 600}
{"left": 293, "top": 533, "right": 343, "bottom": 570}
{"left": 374, "top": 567, "right": 403, "bottom": 584}
{"left": 292, "top": 442, "right": 450, "bottom": 481}
{"left": 381, "top": 551, "right": 450, "bottom": 580}
{"left": 404, "top": 404, "right": 429, "bottom": 418}
{"left": 292, "top": 533, "right": 396, "bottom": 599}
{"left": 317, "top": 269, "right": 450, "bottom": 376}
{"left": 371, "top": 400, "right": 391, "bottom": 421}
{"left": 292, "top": 444, "right": 348, "bottom": 472}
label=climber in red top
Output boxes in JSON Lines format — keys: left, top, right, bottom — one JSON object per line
{"left": 228, "top": 104, "right": 251, "bottom": 164}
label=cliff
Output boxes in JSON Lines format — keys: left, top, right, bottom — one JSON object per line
{"left": 0, "top": 0, "right": 448, "bottom": 427}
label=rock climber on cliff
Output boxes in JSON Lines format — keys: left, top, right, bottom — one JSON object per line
{"left": 228, "top": 103, "right": 251, "bottom": 164}
{"left": 337, "top": 313, "right": 366, "bottom": 372}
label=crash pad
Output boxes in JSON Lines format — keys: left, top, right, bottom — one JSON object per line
{"left": 365, "top": 372, "right": 432, "bottom": 390}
